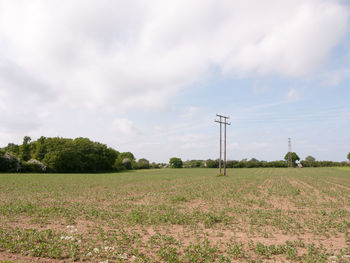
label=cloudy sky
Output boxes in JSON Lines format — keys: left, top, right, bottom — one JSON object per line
{"left": 0, "top": 0, "right": 350, "bottom": 162}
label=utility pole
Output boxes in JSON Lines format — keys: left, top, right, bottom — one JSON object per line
{"left": 288, "top": 138, "right": 292, "bottom": 167}
{"left": 219, "top": 115, "right": 222, "bottom": 174}
{"left": 215, "top": 114, "right": 231, "bottom": 175}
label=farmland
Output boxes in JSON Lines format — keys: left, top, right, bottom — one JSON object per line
{"left": 0, "top": 168, "right": 349, "bottom": 262}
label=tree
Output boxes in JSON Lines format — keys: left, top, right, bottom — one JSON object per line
{"left": 205, "top": 159, "right": 217, "bottom": 168}
{"left": 226, "top": 160, "right": 239, "bottom": 168}
{"left": 169, "top": 157, "right": 183, "bottom": 168}
{"left": 114, "top": 157, "right": 124, "bottom": 171}
{"left": 120, "top": 152, "right": 135, "bottom": 161}
{"left": 303, "top": 155, "right": 316, "bottom": 167}
{"left": 37, "top": 137, "right": 119, "bottom": 172}
{"left": 284, "top": 152, "right": 300, "bottom": 167}
{"left": 348, "top": 152, "right": 350, "bottom": 161}
{"left": 305, "top": 156, "right": 316, "bottom": 162}
{"left": 20, "top": 136, "right": 31, "bottom": 161}
{"left": 34, "top": 136, "right": 47, "bottom": 161}
{"left": 0, "top": 136, "right": 125, "bottom": 173}
{"left": 247, "top": 158, "right": 261, "bottom": 168}
{"left": 120, "top": 152, "right": 136, "bottom": 169}
{"left": 137, "top": 158, "right": 150, "bottom": 169}
{"left": 4, "top": 143, "right": 20, "bottom": 156}
{"left": 183, "top": 160, "right": 202, "bottom": 168}
{"left": 122, "top": 158, "right": 132, "bottom": 170}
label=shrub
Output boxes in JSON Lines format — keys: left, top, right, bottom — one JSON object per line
{"left": 0, "top": 152, "right": 21, "bottom": 172}
{"left": 21, "top": 159, "right": 46, "bottom": 173}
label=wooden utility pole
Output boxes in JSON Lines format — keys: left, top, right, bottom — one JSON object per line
{"left": 224, "top": 116, "right": 227, "bottom": 175}
{"left": 288, "top": 138, "right": 292, "bottom": 167}
{"left": 219, "top": 115, "right": 222, "bottom": 174}
{"left": 215, "top": 114, "right": 231, "bottom": 175}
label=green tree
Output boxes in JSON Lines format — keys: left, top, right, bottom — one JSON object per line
{"left": 120, "top": 152, "right": 136, "bottom": 169}
{"left": 34, "top": 136, "right": 47, "bottom": 161}
{"left": 114, "top": 157, "right": 125, "bottom": 171}
{"left": 4, "top": 143, "right": 20, "bottom": 156}
{"left": 284, "top": 152, "right": 300, "bottom": 167}
{"left": 303, "top": 155, "right": 316, "bottom": 167}
{"left": 305, "top": 156, "right": 316, "bottom": 162}
{"left": 348, "top": 152, "right": 350, "bottom": 161}
{"left": 122, "top": 158, "right": 132, "bottom": 170}
{"left": 1, "top": 136, "right": 125, "bottom": 173}
{"left": 137, "top": 158, "right": 150, "bottom": 169}
{"left": 20, "top": 136, "right": 31, "bottom": 161}
{"left": 39, "top": 137, "right": 119, "bottom": 172}
{"left": 183, "top": 160, "right": 203, "bottom": 168}
{"left": 247, "top": 158, "right": 261, "bottom": 168}
{"left": 42, "top": 142, "right": 80, "bottom": 172}
{"left": 205, "top": 159, "right": 216, "bottom": 168}
{"left": 169, "top": 157, "right": 183, "bottom": 168}
{"left": 120, "top": 152, "right": 135, "bottom": 161}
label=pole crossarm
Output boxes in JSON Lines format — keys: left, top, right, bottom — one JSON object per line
{"left": 216, "top": 114, "right": 230, "bottom": 119}
{"left": 215, "top": 120, "right": 231, "bottom": 125}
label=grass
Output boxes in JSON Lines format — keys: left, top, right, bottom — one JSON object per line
{"left": 0, "top": 168, "right": 349, "bottom": 262}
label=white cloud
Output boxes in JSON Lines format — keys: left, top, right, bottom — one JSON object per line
{"left": 0, "top": 0, "right": 348, "bottom": 114}
{"left": 0, "top": 0, "right": 349, "bottom": 160}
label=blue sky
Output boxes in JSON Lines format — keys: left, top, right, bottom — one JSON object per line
{"left": 0, "top": 0, "right": 349, "bottom": 162}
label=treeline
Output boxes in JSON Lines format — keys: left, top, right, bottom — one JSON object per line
{"left": 0, "top": 136, "right": 154, "bottom": 173}
{"left": 182, "top": 159, "right": 288, "bottom": 168}
{"left": 181, "top": 157, "right": 349, "bottom": 168}
{"left": 299, "top": 160, "right": 349, "bottom": 167}
{"left": 1, "top": 138, "right": 349, "bottom": 173}
{"left": 205, "top": 159, "right": 290, "bottom": 168}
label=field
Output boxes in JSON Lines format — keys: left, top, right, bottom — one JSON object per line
{"left": 0, "top": 168, "right": 349, "bottom": 263}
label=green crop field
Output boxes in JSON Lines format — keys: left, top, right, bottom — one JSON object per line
{"left": 0, "top": 168, "right": 349, "bottom": 262}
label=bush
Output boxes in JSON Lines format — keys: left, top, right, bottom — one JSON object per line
{"left": 21, "top": 159, "right": 46, "bottom": 173}
{"left": 0, "top": 152, "right": 21, "bottom": 172}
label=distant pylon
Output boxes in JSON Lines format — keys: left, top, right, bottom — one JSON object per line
{"left": 288, "top": 138, "right": 292, "bottom": 167}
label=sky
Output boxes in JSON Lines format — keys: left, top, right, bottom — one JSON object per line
{"left": 0, "top": 0, "right": 349, "bottom": 162}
